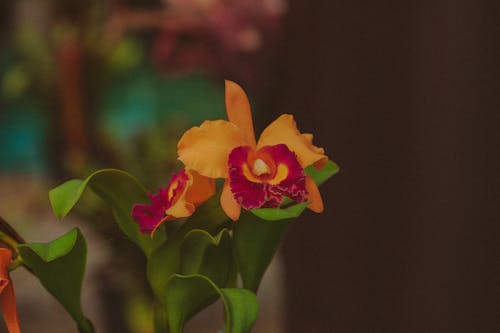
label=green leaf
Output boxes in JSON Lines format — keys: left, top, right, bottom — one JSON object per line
{"left": 147, "top": 228, "right": 233, "bottom": 301}
{"left": 305, "top": 160, "right": 339, "bottom": 186}
{"left": 180, "top": 229, "right": 233, "bottom": 287}
{"left": 23, "top": 229, "right": 78, "bottom": 262}
{"left": 49, "top": 179, "right": 87, "bottom": 220}
{"left": 233, "top": 212, "right": 291, "bottom": 292}
{"left": 164, "top": 274, "right": 218, "bottom": 333}
{"left": 18, "top": 229, "right": 94, "bottom": 333}
{"left": 153, "top": 301, "right": 169, "bottom": 333}
{"left": 147, "top": 196, "right": 230, "bottom": 300}
{"left": 164, "top": 274, "right": 258, "bottom": 333}
{"left": 250, "top": 202, "right": 309, "bottom": 221}
{"left": 219, "top": 288, "right": 259, "bottom": 333}
{"left": 48, "top": 169, "right": 166, "bottom": 256}
{"left": 147, "top": 240, "right": 181, "bottom": 300}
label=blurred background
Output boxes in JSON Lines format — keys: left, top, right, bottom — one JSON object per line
{"left": 0, "top": 0, "right": 498, "bottom": 332}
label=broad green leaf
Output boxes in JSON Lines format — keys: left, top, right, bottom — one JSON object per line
{"left": 180, "top": 229, "right": 233, "bottom": 287}
{"left": 250, "top": 202, "right": 309, "bottom": 221}
{"left": 305, "top": 160, "right": 339, "bottom": 186}
{"left": 153, "top": 301, "right": 169, "bottom": 333}
{"left": 18, "top": 229, "right": 94, "bottom": 333}
{"left": 147, "top": 227, "right": 232, "bottom": 300}
{"left": 147, "top": 240, "right": 181, "bottom": 300}
{"left": 164, "top": 274, "right": 218, "bottom": 333}
{"left": 219, "top": 288, "right": 258, "bottom": 333}
{"left": 164, "top": 274, "right": 258, "bottom": 333}
{"left": 23, "top": 229, "right": 78, "bottom": 261}
{"left": 233, "top": 212, "right": 291, "bottom": 292}
{"left": 49, "top": 179, "right": 87, "bottom": 220}
{"left": 48, "top": 169, "right": 166, "bottom": 256}
{"left": 147, "top": 196, "right": 230, "bottom": 299}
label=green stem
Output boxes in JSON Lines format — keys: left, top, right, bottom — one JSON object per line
{"left": 0, "top": 229, "right": 24, "bottom": 272}
{"left": 0, "top": 230, "right": 19, "bottom": 252}
{"left": 153, "top": 301, "right": 170, "bottom": 333}
{"left": 9, "top": 256, "right": 23, "bottom": 271}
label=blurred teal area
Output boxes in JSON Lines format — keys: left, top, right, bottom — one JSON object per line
{"left": 0, "top": 100, "right": 48, "bottom": 173}
{"left": 0, "top": 70, "right": 225, "bottom": 173}
{"left": 100, "top": 70, "right": 225, "bottom": 145}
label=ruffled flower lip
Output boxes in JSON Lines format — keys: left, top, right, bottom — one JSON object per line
{"left": 228, "top": 144, "right": 307, "bottom": 209}
{"left": 131, "top": 170, "right": 188, "bottom": 234}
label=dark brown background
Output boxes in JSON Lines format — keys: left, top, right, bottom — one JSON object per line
{"left": 264, "top": 1, "right": 499, "bottom": 332}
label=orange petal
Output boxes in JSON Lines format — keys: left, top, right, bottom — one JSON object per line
{"left": 225, "top": 80, "right": 257, "bottom": 147}
{"left": 0, "top": 283, "right": 20, "bottom": 333}
{"left": 184, "top": 170, "right": 216, "bottom": 206}
{"left": 165, "top": 200, "right": 195, "bottom": 219}
{"left": 220, "top": 180, "right": 241, "bottom": 221}
{"left": 178, "top": 120, "right": 246, "bottom": 178}
{"left": 151, "top": 170, "right": 215, "bottom": 236}
{"left": 0, "top": 250, "right": 10, "bottom": 294}
{"left": 150, "top": 215, "right": 174, "bottom": 237}
{"left": 166, "top": 170, "right": 215, "bottom": 219}
{"left": 0, "top": 249, "right": 20, "bottom": 333}
{"left": 257, "top": 114, "right": 328, "bottom": 168}
{"left": 305, "top": 176, "right": 324, "bottom": 213}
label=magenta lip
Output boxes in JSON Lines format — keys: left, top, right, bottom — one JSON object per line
{"left": 131, "top": 170, "right": 189, "bottom": 234}
{"left": 228, "top": 144, "right": 307, "bottom": 210}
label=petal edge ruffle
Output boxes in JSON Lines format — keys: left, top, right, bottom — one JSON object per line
{"left": 257, "top": 114, "right": 328, "bottom": 169}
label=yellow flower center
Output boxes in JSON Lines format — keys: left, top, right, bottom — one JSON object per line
{"left": 168, "top": 181, "right": 179, "bottom": 200}
{"left": 252, "top": 158, "right": 271, "bottom": 176}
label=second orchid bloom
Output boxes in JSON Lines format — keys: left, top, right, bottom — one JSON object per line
{"left": 178, "top": 80, "right": 328, "bottom": 221}
{"left": 132, "top": 169, "right": 215, "bottom": 234}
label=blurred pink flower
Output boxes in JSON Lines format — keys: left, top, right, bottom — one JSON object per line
{"left": 152, "top": 0, "right": 287, "bottom": 82}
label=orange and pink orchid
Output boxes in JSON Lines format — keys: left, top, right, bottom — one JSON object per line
{"left": 0, "top": 248, "right": 21, "bottom": 333}
{"left": 178, "top": 80, "right": 328, "bottom": 221}
{"left": 132, "top": 169, "right": 215, "bottom": 234}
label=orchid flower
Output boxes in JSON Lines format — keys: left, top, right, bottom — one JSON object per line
{"left": 178, "top": 80, "right": 328, "bottom": 221}
{"left": 132, "top": 169, "right": 215, "bottom": 234}
{"left": 0, "top": 248, "right": 21, "bottom": 333}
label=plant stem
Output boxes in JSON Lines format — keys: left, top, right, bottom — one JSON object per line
{"left": 0, "top": 231, "right": 18, "bottom": 252}
{"left": 153, "top": 301, "right": 170, "bottom": 333}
